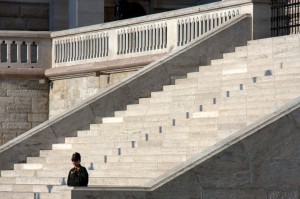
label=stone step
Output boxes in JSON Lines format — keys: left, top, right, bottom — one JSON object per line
{"left": 0, "top": 184, "right": 65, "bottom": 193}
{"left": 211, "top": 53, "right": 300, "bottom": 66}
{"left": 0, "top": 176, "right": 151, "bottom": 186}
{"left": 88, "top": 177, "right": 151, "bottom": 186}
{"left": 102, "top": 117, "right": 124, "bottom": 123}
{"left": 247, "top": 35, "right": 300, "bottom": 45}
{"left": 14, "top": 164, "right": 43, "bottom": 171}
{"left": 224, "top": 44, "right": 300, "bottom": 59}
{"left": 0, "top": 191, "right": 61, "bottom": 199}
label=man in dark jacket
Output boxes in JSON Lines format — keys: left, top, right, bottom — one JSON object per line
{"left": 67, "top": 152, "right": 89, "bottom": 186}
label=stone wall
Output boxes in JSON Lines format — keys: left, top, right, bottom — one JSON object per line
{"left": 49, "top": 71, "right": 136, "bottom": 117}
{"left": 0, "top": 1, "right": 49, "bottom": 31}
{"left": 0, "top": 80, "right": 49, "bottom": 145}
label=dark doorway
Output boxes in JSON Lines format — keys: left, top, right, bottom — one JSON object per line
{"left": 114, "top": 0, "right": 146, "bottom": 20}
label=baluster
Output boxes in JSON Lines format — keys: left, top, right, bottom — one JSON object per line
{"left": 87, "top": 37, "right": 91, "bottom": 59}
{"left": 216, "top": 14, "right": 219, "bottom": 27}
{"left": 154, "top": 25, "right": 157, "bottom": 50}
{"left": 165, "top": 23, "right": 168, "bottom": 48}
{"left": 103, "top": 34, "right": 107, "bottom": 57}
{"left": 191, "top": 19, "right": 195, "bottom": 40}
{"left": 181, "top": 21, "right": 185, "bottom": 46}
{"left": 16, "top": 41, "right": 22, "bottom": 64}
{"left": 20, "top": 41, "right": 27, "bottom": 63}
{"left": 1, "top": 41, "right": 8, "bottom": 63}
{"left": 28, "top": 41, "right": 32, "bottom": 63}
{"left": 70, "top": 40, "right": 73, "bottom": 61}
{"left": 54, "top": 41, "right": 57, "bottom": 63}
{"left": 208, "top": 16, "right": 211, "bottom": 31}
{"left": 94, "top": 35, "right": 98, "bottom": 58}
{"left": 84, "top": 38, "right": 88, "bottom": 60}
{"left": 122, "top": 31, "right": 126, "bottom": 54}
{"left": 73, "top": 39, "right": 76, "bottom": 61}
{"left": 105, "top": 33, "right": 109, "bottom": 56}
{"left": 146, "top": 27, "right": 149, "bottom": 51}
{"left": 177, "top": 21, "right": 181, "bottom": 46}
{"left": 74, "top": 39, "right": 77, "bottom": 61}
{"left": 188, "top": 19, "right": 191, "bottom": 42}
{"left": 119, "top": 31, "right": 122, "bottom": 55}
{"left": 196, "top": 18, "right": 200, "bottom": 37}
{"left": 150, "top": 25, "right": 153, "bottom": 50}
{"left": 10, "top": 41, "right": 18, "bottom": 63}
{"left": 157, "top": 25, "right": 160, "bottom": 49}
{"left": 30, "top": 41, "right": 38, "bottom": 63}
{"left": 131, "top": 29, "right": 134, "bottom": 53}
{"left": 66, "top": 39, "right": 69, "bottom": 62}
{"left": 159, "top": 24, "right": 163, "bottom": 49}
{"left": 62, "top": 41, "right": 65, "bottom": 62}
{"left": 92, "top": 36, "right": 95, "bottom": 58}
{"left": 117, "top": 32, "right": 120, "bottom": 55}
{"left": 138, "top": 28, "right": 142, "bottom": 52}
{"left": 57, "top": 41, "right": 61, "bottom": 63}
{"left": 204, "top": 17, "right": 207, "bottom": 33}
{"left": 156, "top": 25, "right": 159, "bottom": 50}
{"left": 79, "top": 39, "right": 82, "bottom": 60}
{"left": 99, "top": 34, "right": 103, "bottom": 57}
{"left": 185, "top": 19, "right": 188, "bottom": 44}
{"left": 200, "top": 17, "right": 204, "bottom": 35}
{"left": 135, "top": 28, "right": 139, "bottom": 52}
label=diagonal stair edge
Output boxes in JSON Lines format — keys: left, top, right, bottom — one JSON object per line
{"left": 0, "top": 14, "right": 252, "bottom": 170}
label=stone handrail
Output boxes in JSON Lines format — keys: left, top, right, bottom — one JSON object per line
{"left": 0, "top": 31, "right": 51, "bottom": 69}
{"left": 51, "top": 0, "right": 258, "bottom": 68}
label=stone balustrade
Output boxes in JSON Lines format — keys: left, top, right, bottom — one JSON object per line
{"left": 0, "top": 31, "right": 51, "bottom": 69}
{"left": 0, "top": 0, "right": 271, "bottom": 71}
{"left": 50, "top": 0, "right": 260, "bottom": 68}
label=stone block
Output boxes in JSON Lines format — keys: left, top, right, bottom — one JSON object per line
{"left": 0, "top": 113, "right": 28, "bottom": 123}
{"left": 7, "top": 90, "right": 47, "bottom": 97}
{"left": 2, "top": 123, "right": 31, "bottom": 130}
{"left": 6, "top": 104, "right": 32, "bottom": 113}
{"left": 14, "top": 97, "right": 32, "bottom": 105}
{"left": 0, "top": 18, "right": 27, "bottom": 30}
{"left": 20, "top": 4, "right": 49, "bottom": 18}
{"left": 0, "top": 3, "right": 20, "bottom": 17}
{"left": 0, "top": 90, "right": 7, "bottom": 97}
{"left": 0, "top": 97, "right": 14, "bottom": 104}
{"left": 28, "top": 81, "right": 49, "bottom": 90}
{"left": 28, "top": 114, "right": 48, "bottom": 123}
{"left": 32, "top": 97, "right": 49, "bottom": 113}
{"left": 27, "top": 19, "right": 49, "bottom": 31}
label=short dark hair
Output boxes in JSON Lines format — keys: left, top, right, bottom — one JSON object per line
{"left": 71, "top": 152, "right": 81, "bottom": 161}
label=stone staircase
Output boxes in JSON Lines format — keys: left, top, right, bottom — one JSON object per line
{"left": 0, "top": 34, "right": 300, "bottom": 198}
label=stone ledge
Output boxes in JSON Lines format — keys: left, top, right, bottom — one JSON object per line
{"left": 0, "top": 68, "right": 45, "bottom": 80}
{"left": 0, "top": 30, "right": 51, "bottom": 38}
{"left": 45, "top": 54, "right": 165, "bottom": 80}
{"left": 0, "top": 0, "right": 49, "bottom": 3}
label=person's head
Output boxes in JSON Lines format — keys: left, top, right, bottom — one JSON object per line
{"left": 71, "top": 152, "right": 81, "bottom": 167}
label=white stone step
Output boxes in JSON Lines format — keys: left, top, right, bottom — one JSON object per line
{"left": 88, "top": 177, "right": 151, "bottom": 186}
{"left": 14, "top": 164, "right": 43, "bottom": 171}
{"left": 0, "top": 184, "right": 65, "bottom": 193}
{"left": 0, "top": 191, "right": 62, "bottom": 199}
{"left": 102, "top": 117, "right": 124, "bottom": 123}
